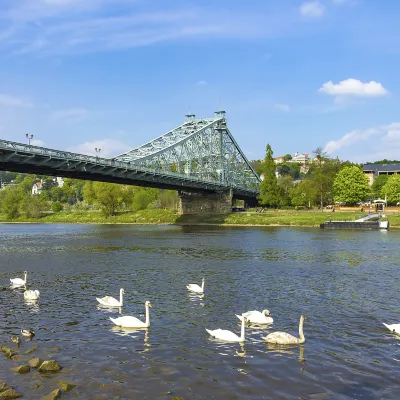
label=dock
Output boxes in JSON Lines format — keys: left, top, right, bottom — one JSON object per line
{"left": 320, "top": 214, "right": 389, "bottom": 230}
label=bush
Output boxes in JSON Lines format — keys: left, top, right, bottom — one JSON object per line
{"left": 51, "top": 201, "right": 63, "bottom": 212}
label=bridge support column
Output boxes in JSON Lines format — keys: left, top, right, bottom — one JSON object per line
{"left": 178, "top": 190, "right": 233, "bottom": 215}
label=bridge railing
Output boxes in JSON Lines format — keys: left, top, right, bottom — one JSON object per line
{"left": 0, "top": 139, "right": 259, "bottom": 194}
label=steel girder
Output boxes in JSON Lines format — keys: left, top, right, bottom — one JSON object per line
{"left": 115, "top": 114, "right": 261, "bottom": 193}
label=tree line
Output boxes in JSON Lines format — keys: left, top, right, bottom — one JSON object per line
{"left": 255, "top": 145, "right": 400, "bottom": 209}
{"left": 0, "top": 173, "right": 178, "bottom": 219}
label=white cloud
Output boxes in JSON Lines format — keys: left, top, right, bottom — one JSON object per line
{"left": 67, "top": 138, "right": 131, "bottom": 157}
{"left": 332, "top": 0, "right": 349, "bottom": 4}
{"left": 319, "top": 78, "right": 389, "bottom": 97}
{"left": 0, "top": 93, "right": 33, "bottom": 107}
{"left": 30, "top": 139, "right": 45, "bottom": 147}
{"left": 323, "top": 122, "right": 400, "bottom": 162}
{"left": 274, "top": 103, "right": 290, "bottom": 112}
{"left": 49, "top": 108, "right": 89, "bottom": 123}
{"left": 324, "top": 128, "right": 379, "bottom": 154}
{"left": 196, "top": 80, "right": 207, "bottom": 86}
{"left": 299, "top": 1, "right": 325, "bottom": 18}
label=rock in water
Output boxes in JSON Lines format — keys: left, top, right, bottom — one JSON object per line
{"left": 0, "top": 388, "right": 23, "bottom": 399}
{"left": 58, "top": 380, "right": 76, "bottom": 392}
{"left": 40, "top": 389, "right": 61, "bottom": 400}
{"left": 11, "top": 365, "right": 30, "bottom": 374}
{"left": 29, "top": 358, "right": 42, "bottom": 368}
{"left": 38, "top": 360, "right": 62, "bottom": 372}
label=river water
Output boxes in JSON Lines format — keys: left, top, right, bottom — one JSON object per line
{"left": 0, "top": 224, "right": 399, "bottom": 399}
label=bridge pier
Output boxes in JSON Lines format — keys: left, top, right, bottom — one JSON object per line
{"left": 178, "top": 190, "right": 233, "bottom": 215}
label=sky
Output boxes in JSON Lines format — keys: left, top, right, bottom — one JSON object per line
{"left": 0, "top": 0, "right": 399, "bottom": 163}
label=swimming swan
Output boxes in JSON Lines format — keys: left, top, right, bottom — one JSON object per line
{"left": 187, "top": 278, "right": 205, "bottom": 294}
{"left": 97, "top": 288, "right": 124, "bottom": 307}
{"left": 24, "top": 290, "right": 40, "bottom": 301}
{"left": 236, "top": 309, "right": 273, "bottom": 324}
{"left": 109, "top": 301, "right": 152, "bottom": 328}
{"left": 21, "top": 329, "right": 35, "bottom": 338}
{"left": 265, "top": 315, "right": 305, "bottom": 345}
{"left": 383, "top": 322, "right": 400, "bottom": 335}
{"left": 10, "top": 271, "right": 27, "bottom": 286}
{"left": 206, "top": 317, "right": 248, "bottom": 342}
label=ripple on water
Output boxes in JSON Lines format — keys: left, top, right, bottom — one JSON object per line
{"left": 0, "top": 225, "right": 400, "bottom": 399}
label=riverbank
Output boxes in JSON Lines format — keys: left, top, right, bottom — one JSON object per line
{"left": 1, "top": 209, "right": 400, "bottom": 227}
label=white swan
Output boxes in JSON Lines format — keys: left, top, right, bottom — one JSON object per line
{"left": 206, "top": 317, "right": 248, "bottom": 342}
{"left": 236, "top": 309, "right": 273, "bottom": 324}
{"left": 383, "top": 322, "right": 400, "bottom": 335}
{"left": 109, "top": 301, "right": 152, "bottom": 328}
{"left": 265, "top": 315, "right": 305, "bottom": 345}
{"left": 187, "top": 278, "right": 205, "bottom": 294}
{"left": 10, "top": 271, "right": 27, "bottom": 286}
{"left": 24, "top": 290, "right": 40, "bottom": 301}
{"left": 97, "top": 288, "right": 124, "bottom": 307}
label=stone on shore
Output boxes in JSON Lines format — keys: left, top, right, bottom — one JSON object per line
{"left": 38, "top": 360, "right": 62, "bottom": 372}
{"left": 0, "top": 388, "right": 23, "bottom": 399}
{"left": 57, "top": 380, "right": 76, "bottom": 392}
{"left": 29, "top": 357, "right": 42, "bottom": 368}
{"left": 41, "top": 389, "right": 61, "bottom": 400}
{"left": 11, "top": 365, "right": 30, "bottom": 374}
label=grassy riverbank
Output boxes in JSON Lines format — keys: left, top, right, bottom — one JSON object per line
{"left": 1, "top": 209, "right": 400, "bottom": 227}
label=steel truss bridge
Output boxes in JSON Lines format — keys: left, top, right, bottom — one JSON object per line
{"left": 0, "top": 112, "right": 260, "bottom": 202}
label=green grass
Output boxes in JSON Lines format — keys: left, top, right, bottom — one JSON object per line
{"left": 1, "top": 209, "right": 399, "bottom": 227}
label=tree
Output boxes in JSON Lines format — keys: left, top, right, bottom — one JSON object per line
{"left": 86, "top": 182, "right": 126, "bottom": 216}
{"left": 289, "top": 180, "right": 317, "bottom": 208}
{"left": 258, "top": 144, "right": 280, "bottom": 207}
{"left": 131, "top": 187, "right": 159, "bottom": 211}
{"left": 277, "top": 175, "right": 293, "bottom": 206}
{"left": 371, "top": 174, "right": 389, "bottom": 198}
{"left": 22, "top": 195, "right": 48, "bottom": 218}
{"left": 0, "top": 186, "right": 24, "bottom": 219}
{"left": 283, "top": 153, "right": 292, "bottom": 162}
{"left": 381, "top": 174, "right": 400, "bottom": 205}
{"left": 333, "top": 166, "right": 370, "bottom": 204}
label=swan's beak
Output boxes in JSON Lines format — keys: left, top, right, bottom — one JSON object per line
{"left": 148, "top": 303, "right": 152, "bottom": 308}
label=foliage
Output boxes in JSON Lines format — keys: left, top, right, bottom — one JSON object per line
{"left": 289, "top": 180, "right": 317, "bottom": 207}
{"left": 22, "top": 195, "right": 48, "bottom": 218}
{"left": 258, "top": 144, "right": 280, "bottom": 207}
{"left": 250, "top": 160, "right": 263, "bottom": 176}
{"left": 277, "top": 163, "right": 300, "bottom": 179}
{"left": 277, "top": 175, "right": 293, "bottom": 206}
{"left": 131, "top": 187, "right": 160, "bottom": 211}
{"left": 333, "top": 166, "right": 370, "bottom": 204}
{"left": 283, "top": 154, "right": 292, "bottom": 161}
{"left": 381, "top": 174, "right": 400, "bottom": 204}
{"left": 51, "top": 201, "right": 63, "bottom": 212}
{"left": 86, "top": 182, "right": 127, "bottom": 216}
{"left": 0, "top": 186, "right": 24, "bottom": 219}
{"left": 371, "top": 174, "right": 389, "bottom": 198}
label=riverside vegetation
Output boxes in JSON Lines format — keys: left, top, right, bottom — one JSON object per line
{"left": 1, "top": 146, "right": 400, "bottom": 226}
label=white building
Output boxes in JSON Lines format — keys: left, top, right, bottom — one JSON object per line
{"left": 32, "top": 181, "right": 43, "bottom": 195}
{"left": 55, "top": 177, "right": 64, "bottom": 187}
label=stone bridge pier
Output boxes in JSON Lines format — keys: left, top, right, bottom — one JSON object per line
{"left": 178, "top": 190, "right": 233, "bottom": 215}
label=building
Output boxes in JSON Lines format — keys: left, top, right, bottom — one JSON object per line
{"left": 55, "top": 177, "right": 64, "bottom": 187}
{"left": 362, "top": 163, "right": 400, "bottom": 185}
{"left": 291, "top": 152, "right": 310, "bottom": 163}
{"left": 32, "top": 180, "right": 43, "bottom": 195}
{"left": 274, "top": 156, "right": 285, "bottom": 164}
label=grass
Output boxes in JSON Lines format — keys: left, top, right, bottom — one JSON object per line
{"left": 1, "top": 208, "right": 399, "bottom": 227}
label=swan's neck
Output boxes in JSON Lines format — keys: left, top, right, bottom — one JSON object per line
{"left": 299, "top": 317, "right": 305, "bottom": 343}
{"left": 119, "top": 290, "right": 123, "bottom": 306}
{"left": 240, "top": 318, "right": 246, "bottom": 341}
{"left": 145, "top": 305, "right": 150, "bottom": 327}
{"left": 201, "top": 280, "right": 205, "bottom": 290}
{"left": 24, "top": 272, "right": 27, "bottom": 282}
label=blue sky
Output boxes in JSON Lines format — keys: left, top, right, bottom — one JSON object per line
{"left": 0, "top": 0, "right": 399, "bottom": 162}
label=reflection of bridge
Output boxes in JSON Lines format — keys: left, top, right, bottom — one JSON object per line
{"left": 0, "top": 112, "right": 260, "bottom": 214}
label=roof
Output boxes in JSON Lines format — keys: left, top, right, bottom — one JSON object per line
{"left": 362, "top": 163, "right": 400, "bottom": 173}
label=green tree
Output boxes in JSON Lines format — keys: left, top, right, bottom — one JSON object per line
{"left": 131, "top": 187, "right": 159, "bottom": 211}
{"left": 0, "top": 186, "right": 24, "bottom": 219}
{"left": 381, "top": 174, "right": 400, "bottom": 205}
{"left": 371, "top": 174, "right": 389, "bottom": 198}
{"left": 258, "top": 144, "right": 280, "bottom": 207}
{"left": 23, "top": 195, "right": 48, "bottom": 218}
{"left": 90, "top": 182, "right": 126, "bottom": 216}
{"left": 277, "top": 175, "right": 293, "bottom": 206}
{"left": 333, "top": 165, "right": 370, "bottom": 204}
{"left": 289, "top": 180, "right": 317, "bottom": 208}
{"left": 283, "top": 153, "right": 292, "bottom": 162}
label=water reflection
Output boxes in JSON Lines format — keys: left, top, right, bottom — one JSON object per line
{"left": 24, "top": 299, "right": 40, "bottom": 313}
{"left": 110, "top": 326, "right": 150, "bottom": 350}
{"left": 188, "top": 292, "right": 205, "bottom": 306}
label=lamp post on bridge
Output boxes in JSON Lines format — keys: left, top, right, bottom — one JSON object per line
{"left": 95, "top": 147, "right": 101, "bottom": 163}
{"left": 26, "top": 133, "right": 34, "bottom": 145}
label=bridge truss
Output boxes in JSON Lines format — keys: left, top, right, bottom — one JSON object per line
{"left": 0, "top": 112, "right": 260, "bottom": 200}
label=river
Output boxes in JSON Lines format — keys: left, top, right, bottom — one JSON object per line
{"left": 0, "top": 224, "right": 399, "bottom": 399}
